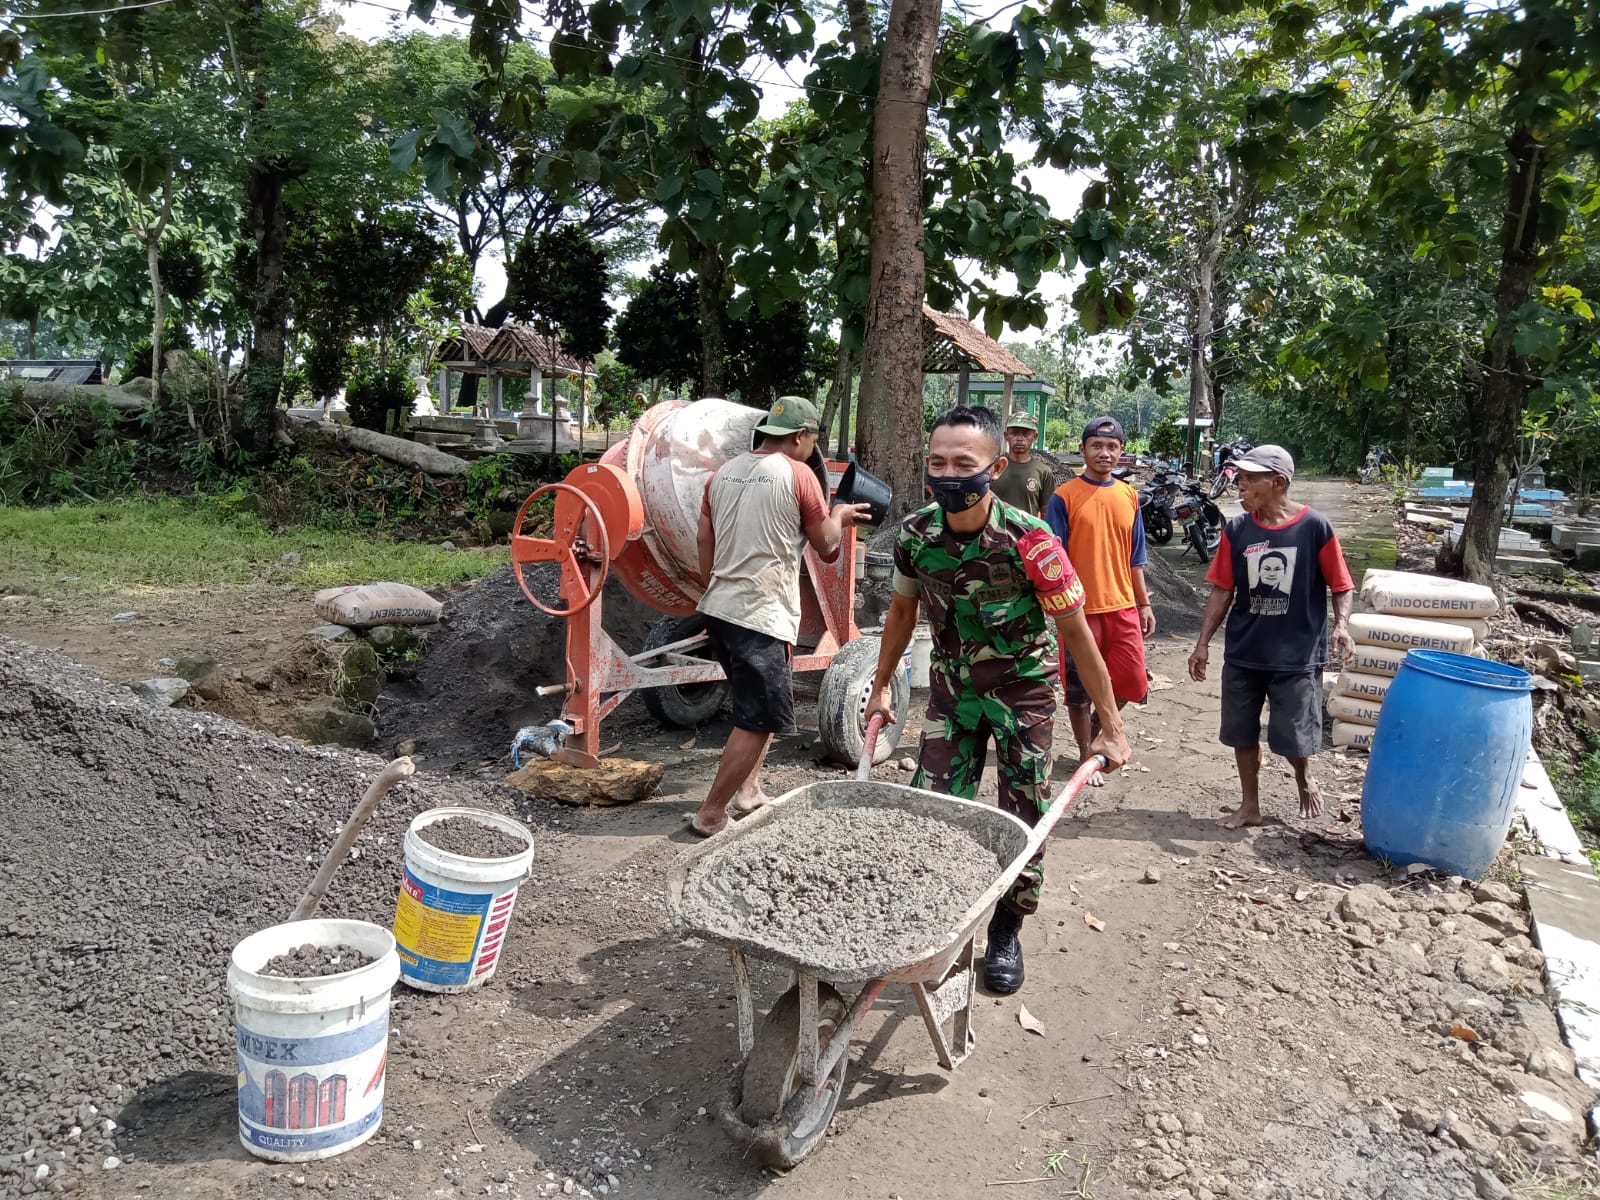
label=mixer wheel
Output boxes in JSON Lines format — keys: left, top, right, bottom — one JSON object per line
{"left": 640, "top": 616, "right": 730, "bottom": 729}
{"left": 818, "top": 636, "right": 907, "bottom": 767}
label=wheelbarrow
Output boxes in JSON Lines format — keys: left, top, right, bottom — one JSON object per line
{"left": 665, "top": 716, "right": 1106, "bottom": 1169}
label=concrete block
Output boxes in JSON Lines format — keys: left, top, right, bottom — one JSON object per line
{"left": 1497, "top": 552, "right": 1565, "bottom": 580}
{"left": 1552, "top": 524, "right": 1600, "bottom": 549}
{"left": 1573, "top": 540, "right": 1600, "bottom": 570}
{"left": 1581, "top": 660, "right": 1600, "bottom": 681}
{"left": 1520, "top": 855, "right": 1600, "bottom": 1091}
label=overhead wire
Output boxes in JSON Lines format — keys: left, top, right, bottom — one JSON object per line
{"left": 2, "top": 0, "right": 178, "bottom": 19}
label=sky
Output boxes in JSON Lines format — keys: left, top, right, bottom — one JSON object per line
{"left": 332, "top": 0, "right": 1087, "bottom": 345}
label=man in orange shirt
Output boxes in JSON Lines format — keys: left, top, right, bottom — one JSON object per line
{"left": 1045, "top": 417, "right": 1154, "bottom": 781}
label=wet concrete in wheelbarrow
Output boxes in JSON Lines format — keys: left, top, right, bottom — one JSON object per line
{"left": 677, "top": 799, "right": 1005, "bottom": 976}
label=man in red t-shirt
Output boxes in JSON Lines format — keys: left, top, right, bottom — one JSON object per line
{"left": 1185, "top": 446, "right": 1356, "bottom": 828}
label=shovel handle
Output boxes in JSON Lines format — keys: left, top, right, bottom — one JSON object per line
{"left": 856, "top": 714, "right": 887, "bottom": 781}
{"left": 1021, "top": 754, "right": 1106, "bottom": 863}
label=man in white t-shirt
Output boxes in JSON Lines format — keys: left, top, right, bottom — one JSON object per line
{"left": 690, "top": 396, "right": 871, "bottom": 836}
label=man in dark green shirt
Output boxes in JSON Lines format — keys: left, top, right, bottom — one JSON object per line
{"left": 989, "top": 411, "right": 1056, "bottom": 518}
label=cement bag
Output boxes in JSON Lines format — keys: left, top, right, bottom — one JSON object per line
{"left": 1360, "top": 569, "right": 1498, "bottom": 620}
{"left": 1350, "top": 643, "right": 1408, "bottom": 677}
{"left": 1350, "top": 612, "right": 1474, "bottom": 654}
{"left": 314, "top": 582, "right": 443, "bottom": 628}
{"left": 1332, "top": 721, "right": 1374, "bottom": 749}
{"left": 1327, "top": 692, "right": 1384, "bottom": 726}
{"left": 1335, "top": 671, "right": 1392, "bottom": 701}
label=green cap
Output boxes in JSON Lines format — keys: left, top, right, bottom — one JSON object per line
{"left": 1004, "top": 410, "right": 1038, "bottom": 433}
{"left": 756, "top": 395, "right": 822, "bottom": 436}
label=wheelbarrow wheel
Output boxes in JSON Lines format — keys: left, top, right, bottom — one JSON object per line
{"left": 640, "top": 616, "right": 729, "bottom": 728}
{"left": 818, "top": 637, "right": 907, "bottom": 768}
{"left": 740, "top": 983, "right": 848, "bottom": 1169}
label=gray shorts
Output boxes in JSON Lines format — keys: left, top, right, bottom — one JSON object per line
{"left": 1218, "top": 663, "right": 1323, "bottom": 759}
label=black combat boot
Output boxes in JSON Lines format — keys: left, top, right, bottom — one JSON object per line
{"left": 983, "top": 906, "right": 1025, "bottom": 994}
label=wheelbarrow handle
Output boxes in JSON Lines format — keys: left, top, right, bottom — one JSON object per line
{"left": 856, "top": 714, "right": 887, "bottom": 781}
{"left": 1021, "top": 753, "right": 1106, "bottom": 862}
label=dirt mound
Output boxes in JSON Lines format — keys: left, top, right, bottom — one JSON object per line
{"left": 1144, "top": 548, "right": 1204, "bottom": 633}
{"left": 0, "top": 635, "right": 539, "bottom": 1196}
{"left": 375, "top": 565, "right": 658, "bottom": 768}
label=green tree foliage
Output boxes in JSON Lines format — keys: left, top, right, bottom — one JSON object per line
{"left": 505, "top": 226, "right": 611, "bottom": 364}
{"left": 615, "top": 267, "right": 700, "bottom": 390}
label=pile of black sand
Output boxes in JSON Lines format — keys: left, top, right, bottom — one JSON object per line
{"left": 376, "top": 564, "right": 658, "bottom": 767}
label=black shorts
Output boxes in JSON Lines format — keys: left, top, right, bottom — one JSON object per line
{"left": 704, "top": 616, "right": 795, "bottom": 735}
{"left": 1218, "top": 663, "right": 1322, "bottom": 759}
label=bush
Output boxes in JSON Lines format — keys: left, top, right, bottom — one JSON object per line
{"left": 345, "top": 361, "right": 413, "bottom": 433}
{"left": 119, "top": 325, "right": 195, "bottom": 382}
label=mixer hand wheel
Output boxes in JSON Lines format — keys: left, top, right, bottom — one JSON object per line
{"left": 509, "top": 482, "right": 613, "bottom": 617}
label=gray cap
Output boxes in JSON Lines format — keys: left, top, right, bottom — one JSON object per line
{"left": 1232, "top": 444, "right": 1295, "bottom": 483}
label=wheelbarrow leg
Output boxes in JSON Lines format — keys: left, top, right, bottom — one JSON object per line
{"left": 796, "top": 973, "right": 820, "bottom": 1085}
{"left": 910, "top": 935, "right": 978, "bottom": 1070}
{"left": 729, "top": 949, "right": 755, "bottom": 1057}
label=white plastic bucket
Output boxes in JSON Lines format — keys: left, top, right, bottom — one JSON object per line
{"left": 228, "top": 919, "right": 401, "bottom": 1162}
{"left": 908, "top": 623, "right": 934, "bottom": 689}
{"left": 394, "top": 807, "right": 535, "bottom": 993}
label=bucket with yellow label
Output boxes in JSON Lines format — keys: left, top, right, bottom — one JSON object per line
{"left": 393, "top": 807, "right": 535, "bottom": 993}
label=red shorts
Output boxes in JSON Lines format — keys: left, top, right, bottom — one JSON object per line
{"left": 1062, "top": 606, "right": 1148, "bottom": 707}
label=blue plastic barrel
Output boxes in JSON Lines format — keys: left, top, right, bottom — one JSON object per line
{"left": 1360, "top": 650, "right": 1532, "bottom": 879}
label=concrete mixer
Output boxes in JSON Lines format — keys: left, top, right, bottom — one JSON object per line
{"left": 509, "top": 398, "right": 911, "bottom": 769}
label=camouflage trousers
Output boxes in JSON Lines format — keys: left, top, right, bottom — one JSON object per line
{"left": 910, "top": 670, "right": 1056, "bottom": 917}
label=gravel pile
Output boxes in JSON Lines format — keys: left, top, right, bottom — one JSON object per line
{"left": 678, "top": 801, "right": 1005, "bottom": 975}
{"left": 0, "top": 635, "right": 523, "bottom": 1197}
{"left": 416, "top": 815, "right": 527, "bottom": 860}
{"left": 259, "top": 943, "right": 375, "bottom": 978}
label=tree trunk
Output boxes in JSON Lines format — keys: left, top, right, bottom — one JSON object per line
{"left": 144, "top": 174, "right": 176, "bottom": 397}
{"left": 1457, "top": 122, "right": 1544, "bottom": 586}
{"left": 820, "top": 343, "right": 852, "bottom": 442}
{"left": 844, "top": 0, "right": 874, "bottom": 50}
{"left": 1185, "top": 237, "right": 1219, "bottom": 463}
{"left": 857, "top": 0, "right": 941, "bottom": 521}
{"left": 696, "top": 241, "right": 727, "bottom": 398}
{"left": 242, "top": 163, "right": 290, "bottom": 457}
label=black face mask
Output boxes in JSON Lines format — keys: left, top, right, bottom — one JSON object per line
{"left": 925, "top": 461, "right": 997, "bottom": 513}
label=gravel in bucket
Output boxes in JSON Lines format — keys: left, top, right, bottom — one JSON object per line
{"left": 417, "top": 814, "right": 528, "bottom": 859}
{"left": 260, "top": 942, "right": 376, "bottom": 978}
{"left": 678, "top": 804, "right": 1005, "bottom": 975}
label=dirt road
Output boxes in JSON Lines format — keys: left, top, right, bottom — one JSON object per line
{"left": 7, "top": 480, "right": 1593, "bottom": 1200}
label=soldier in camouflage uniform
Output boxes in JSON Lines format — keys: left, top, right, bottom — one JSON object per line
{"left": 866, "top": 406, "right": 1131, "bottom": 995}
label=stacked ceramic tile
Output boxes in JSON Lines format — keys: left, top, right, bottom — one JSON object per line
{"left": 1328, "top": 569, "right": 1500, "bottom": 750}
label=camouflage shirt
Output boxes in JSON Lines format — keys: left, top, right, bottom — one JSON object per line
{"left": 892, "top": 498, "right": 1086, "bottom": 692}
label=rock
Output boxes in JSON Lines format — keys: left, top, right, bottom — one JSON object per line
{"left": 1448, "top": 1120, "right": 1499, "bottom": 1159}
{"left": 1515, "top": 947, "right": 1546, "bottom": 971}
{"left": 1201, "top": 980, "right": 1241, "bottom": 999}
{"left": 1344, "top": 923, "right": 1378, "bottom": 950}
{"left": 1379, "top": 938, "right": 1431, "bottom": 975}
{"left": 130, "top": 677, "right": 189, "bottom": 706}
{"left": 1401, "top": 1107, "right": 1435, "bottom": 1131}
{"left": 280, "top": 552, "right": 302, "bottom": 566}
{"left": 440, "top": 540, "right": 457, "bottom": 550}
{"left": 1472, "top": 881, "right": 1519, "bottom": 909}
{"left": 1465, "top": 902, "right": 1525, "bottom": 937}
{"left": 1340, "top": 885, "right": 1401, "bottom": 932}
{"left": 1148, "top": 1157, "right": 1187, "bottom": 1182}
{"left": 502, "top": 757, "right": 665, "bottom": 807}
{"left": 395, "top": 738, "right": 418, "bottom": 758}
{"left": 173, "top": 653, "right": 218, "bottom": 681}
{"left": 189, "top": 673, "right": 226, "bottom": 703}
{"left": 1427, "top": 890, "right": 1476, "bottom": 915}
{"left": 101, "top": 1158, "right": 120, "bottom": 1171}
{"left": 296, "top": 699, "right": 377, "bottom": 748}
{"left": 1143, "top": 865, "right": 1163, "bottom": 884}
{"left": 1157, "top": 1114, "right": 1183, "bottom": 1134}
{"left": 1525, "top": 1045, "right": 1576, "bottom": 1082}
{"left": 334, "top": 642, "right": 384, "bottom": 707}
{"left": 1454, "top": 941, "right": 1514, "bottom": 994}
{"left": 1181, "top": 1110, "right": 1205, "bottom": 1134}
{"left": 308, "top": 624, "right": 354, "bottom": 643}
{"left": 1472, "top": 1169, "right": 1512, "bottom": 1200}
{"left": 364, "top": 625, "right": 415, "bottom": 651}
{"left": 898, "top": 756, "right": 917, "bottom": 772}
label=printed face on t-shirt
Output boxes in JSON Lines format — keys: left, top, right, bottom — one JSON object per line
{"left": 1245, "top": 544, "right": 1295, "bottom": 614}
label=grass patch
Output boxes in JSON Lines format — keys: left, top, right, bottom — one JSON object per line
{"left": 0, "top": 497, "right": 507, "bottom": 601}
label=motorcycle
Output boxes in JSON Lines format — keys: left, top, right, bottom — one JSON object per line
{"left": 1208, "top": 439, "right": 1254, "bottom": 500}
{"left": 1172, "top": 480, "right": 1224, "bottom": 562}
{"left": 1139, "top": 468, "right": 1184, "bottom": 545}
{"left": 1358, "top": 444, "right": 1386, "bottom": 484}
